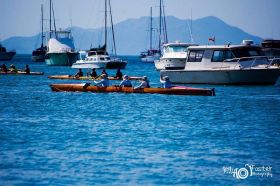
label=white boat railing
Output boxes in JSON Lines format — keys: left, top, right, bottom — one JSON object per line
{"left": 223, "top": 56, "right": 273, "bottom": 69}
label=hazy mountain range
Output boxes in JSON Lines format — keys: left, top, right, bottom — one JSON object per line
{"left": 2, "top": 16, "right": 262, "bottom": 55}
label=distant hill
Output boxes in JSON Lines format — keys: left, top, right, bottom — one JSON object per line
{"left": 2, "top": 16, "right": 262, "bottom": 55}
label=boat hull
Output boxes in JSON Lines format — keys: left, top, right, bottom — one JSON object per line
{"left": 106, "top": 60, "right": 127, "bottom": 69}
{"left": 48, "top": 75, "right": 143, "bottom": 81}
{"left": 72, "top": 60, "right": 107, "bottom": 69}
{"left": 46, "top": 52, "right": 78, "bottom": 66}
{"left": 141, "top": 55, "right": 159, "bottom": 63}
{"left": 50, "top": 84, "right": 215, "bottom": 96}
{"left": 32, "top": 54, "right": 45, "bottom": 62}
{"left": 161, "top": 68, "right": 280, "bottom": 85}
{"left": 154, "top": 58, "right": 186, "bottom": 70}
{"left": 0, "top": 51, "right": 16, "bottom": 61}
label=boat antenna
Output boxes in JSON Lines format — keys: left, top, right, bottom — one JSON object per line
{"left": 109, "top": 0, "right": 117, "bottom": 56}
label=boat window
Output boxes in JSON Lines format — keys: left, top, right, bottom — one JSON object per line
{"left": 212, "top": 50, "right": 234, "bottom": 62}
{"left": 169, "top": 46, "right": 187, "bottom": 53}
{"left": 100, "top": 57, "right": 105, "bottom": 60}
{"left": 187, "top": 50, "right": 204, "bottom": 62}
{"left": 232, "top": 48, "right": 263, "bottom": 58}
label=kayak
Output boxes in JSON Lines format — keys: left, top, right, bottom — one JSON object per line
{"left": 0, "top": 71, "right": 44, "bottom": 75}
{"left": 48, "top": 75, "right": 143, "bottom": 81}
{"left": 50, "top": 83, "right": 215, "bottom": 96}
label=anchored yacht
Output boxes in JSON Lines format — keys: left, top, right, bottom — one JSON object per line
{"left": 154, "top": 42, "right": 197, "bottom": 70}
{"left": 161, "top": 40, "right": 280, "bottom": 85}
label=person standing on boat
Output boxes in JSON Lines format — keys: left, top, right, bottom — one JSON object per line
{"left": 75, "top": 68, "right": 83, "bottom": 78}
{"left": 94, "top": 74, "right": 109, "bottom": 87}
{"left": 24, "top": 64, "right": 30, "bottom": 74}
{"left": 119, "top": 75, "right": 132, "bottom": 87}
{"left": 160, "top": 76, "right": 172, "bottom": 88}
{"left": 115, "top": 69, "right": 123, "bottom": 79}
{"left": 134, "top": 76, "right": 150, "bottom": 89}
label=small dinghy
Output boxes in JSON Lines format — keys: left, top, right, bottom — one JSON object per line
{"left": 50, "top": 83, "right": 215, "bottom": 96}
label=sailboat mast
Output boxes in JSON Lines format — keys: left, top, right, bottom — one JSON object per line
{"left": 158, "top": 0, "right": 162, "bottom": 52}
{"left": 49, "top": 0, "right": 52, "bottom": 38}
{"left": 150, "top": 7, "right": 153, "bottom": 50}
{"left": 105, "top": 0, "right": 107, "bottom": 50}
{"left": 41, "top": 4, "right": 44, "bottom": 47}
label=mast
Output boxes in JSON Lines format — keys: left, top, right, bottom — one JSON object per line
{"left": 162, "top": 0, "right": 168, "bottom": 43}
{"left": 49, "top": 0, "right": 52, "bottom": 38}
{"left": 104, "top": 0, "right": 107, "bottom": 51}
{"left": 150, "top": 7, "right": 153, "bottom": 50}
{"left": 41, "top": 4, "right": 44, "bottom": 48}
{"left": 109, "top": 0, "right": 116, "bottom": 56}
{"left": 158, "top": 0, "right": 162, "bottom": 52}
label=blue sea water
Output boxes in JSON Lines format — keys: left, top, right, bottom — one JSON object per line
{"left": 0, "top": 55, "right": 279, "bottom": 185}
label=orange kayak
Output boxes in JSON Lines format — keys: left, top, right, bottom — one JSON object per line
{"left": 50, "top": 83, "right": 215, "bottom": 96}
{"left": 48, "top": 75, "right": 143, "bottom": 81}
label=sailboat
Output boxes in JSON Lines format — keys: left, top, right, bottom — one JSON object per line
{"left": 45, "top": 0, "right": 78, "bottom": 66}
{"left": 72, "top": 0, "right": 127, "bottom": 69}
{"left": 32, "top": 4, "right": 47, "bottom": 62}
{"left": 140, "top": 7, "right": 160, "bottom": 63}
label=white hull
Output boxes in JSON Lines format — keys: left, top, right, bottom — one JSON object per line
{"left": 72, "top": 60, "right": 107, "bottom": 69}
{"left": 154, "top": 58, "right": 186, "bottom": 70}
{"left": 161, "top": 68, "right": 280, "bottom": 85}
{"left": 140, "top": 55, "right": 159, "bottom": 63}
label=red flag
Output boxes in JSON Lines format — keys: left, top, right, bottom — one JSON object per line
{"left": 208, "top": 37, "right": 215, "bottom": 42}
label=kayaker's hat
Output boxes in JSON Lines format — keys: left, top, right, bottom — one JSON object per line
{"left": 123, "top": 75, "right": 128, "bottom": 79}
{"left": 164, "top": 76, "right": 169, "bottom": 80}
{"left": 10, "top": 64, "right": 15, "bottom": 68}
{"left": 143, "top": 76, "right": 147, "bottom": 80}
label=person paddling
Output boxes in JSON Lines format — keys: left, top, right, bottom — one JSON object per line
{"left": 24, "top": 64, "right": 30, "bottom": 74}
{"left": 75, "top": 68, "right": 83, "bottom": 78}
{"left": 90, "top": 68, "right": 97, "bottom": 78}
{"left": 94, "top": 74, "right": 109, "bottom": 87}
{"left": 9, "top": 64, "right": 18, "bottom": 72}
{"left": 160, "top": 76, "right": 172, "bottom": 88}
{"left": 115, "top": 68, "right": 123, "bottom": 79}
{"left": 134, "top": 76, "right": 150, "bottom": 89}
{"left": 0, "top": 64, "right": 8, "bottom": 72}
{"left": 119, "top": 75, "right": 132, "bottom": 87}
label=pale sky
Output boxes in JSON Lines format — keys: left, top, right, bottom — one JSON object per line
{"left": 0, "top": 0, "right": 279, "bottom": 40}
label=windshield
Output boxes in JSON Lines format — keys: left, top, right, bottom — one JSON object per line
{"left": 232, "top": 48, "right": 264, "bottom": 58}
{"left": 165, "top": 46, "right": 188, "bottom": 53}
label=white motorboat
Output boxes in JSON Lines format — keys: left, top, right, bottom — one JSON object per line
{"left": 72, "top": 0, "right": 127, "bottom": 69}
{"left": 154, "top": 42, "right": 198, "bottom": 70}
{"left": 160, "top": 40, "right": 280, "bottom": 85}
{"left": 72, "top": 46, "right": 109, "bottom": 69}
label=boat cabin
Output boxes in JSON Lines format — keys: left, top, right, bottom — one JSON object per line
{"left": 163, "top": 42, "right": 197, "bottom": 54}
{"left": 185, "top": 43, "right": 269, "bottom": 70}
{"left": 261, "top": 39, "right": 280, "bottom": 58}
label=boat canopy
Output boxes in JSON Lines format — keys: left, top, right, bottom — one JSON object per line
{"left": 48, "top": 38, "right": 75, "bottom": 53}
